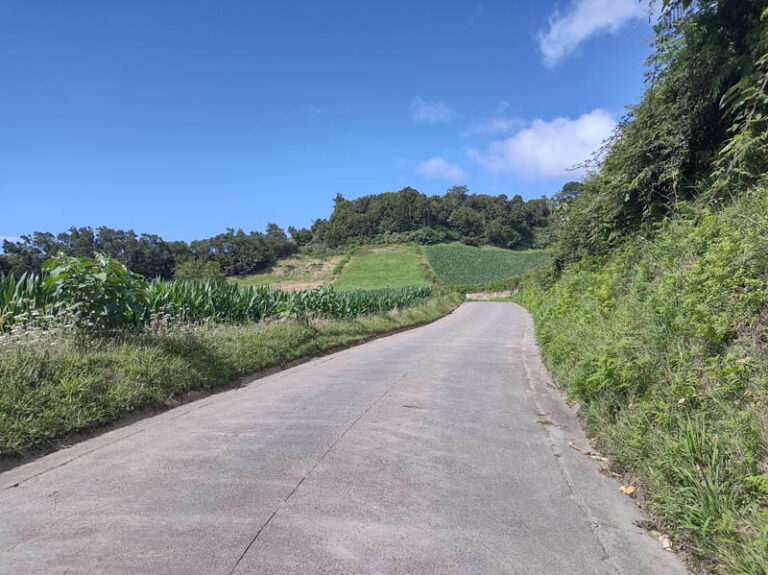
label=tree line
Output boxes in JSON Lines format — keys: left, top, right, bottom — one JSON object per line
{"left": 0, "top": 226, "right": 294, "bottom": 280}
{"left": 307, "top": 186, "right": 552, "bottom": 249}
{"left": 1, "top": 186, "right": 553, "bottom": 279}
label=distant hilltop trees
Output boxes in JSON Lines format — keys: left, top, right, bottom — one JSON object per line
{"left": 1, "top": 185, "right": 554, "bottom": 280}
{"left": 303, "top": 186, "right": 552, "bottom": 250}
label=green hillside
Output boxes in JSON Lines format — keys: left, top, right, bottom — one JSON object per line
{"left": 425, "top": 243, "right": 549, "bottom": 286}
{"left": 332, "top": 244, "right": 435, "bottom": 290}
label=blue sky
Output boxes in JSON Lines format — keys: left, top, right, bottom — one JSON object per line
{"left": 1, "top": 0, "right": 653, "bottom": 242}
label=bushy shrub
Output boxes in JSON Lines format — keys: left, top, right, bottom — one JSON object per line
{"left": 44, "top": 253, "right": 149, "bottom": 332}
{"left": 174, "top": 258, "right": 225, "bottom": 283}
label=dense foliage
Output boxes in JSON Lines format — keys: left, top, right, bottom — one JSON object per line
{"left": 0, "top": 224, "right": 296, "bottom": 280}
{"left": 1, "top": 254, "right": 434, "bottom": 334}
{"left": 549, "top": 0, "right": 768, "bottom": 268}
{"left": 519, "top": 189, "right": 768, "bottom": 572}
{"left": 425, "top": 243, "right": 550, "bottom": 286}
{"left": 314, "top": 186, "right": 552, "bottom": 249}
{"left": 519, "top": 2, "right": 768, "bottom": 572}
{"left": 173, "top": 259, "right": 226, "bottom": 283}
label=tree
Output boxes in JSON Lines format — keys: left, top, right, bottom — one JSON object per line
{"left": 174, "top": 258, "right": 226, "bottom": 282}
{"left": 554, "top": 182, "right": 585, "bottom": 206}
{"left": 447, "top": 207, "right": 484, "bottom": 238}
{"left": 288, "top": 226, "right": 313, "bottom": 246}
{"left": 547, "top": 0, "right": 768, "bottom": 266}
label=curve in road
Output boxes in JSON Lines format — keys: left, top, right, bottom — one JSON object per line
{"left": 0, "top": 303, "right": 686, "bottom": 574}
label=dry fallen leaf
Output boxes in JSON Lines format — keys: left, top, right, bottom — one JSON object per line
{"left": 568, "top": 441, "right": 608, "bottom": 462}
{"left": 598, "top": 466, "right": 622, "bottom": 480}
{"left": 620, "top": 485, "right": 636, "bottom": 496}
{"left": 659, "top": 534, "right": 673, "bottom": 551}
{"left": 677, "top": 398, "right": 686, "bottom": 404}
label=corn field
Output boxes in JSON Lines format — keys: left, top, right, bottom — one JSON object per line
{"left": 0, "top": 254, "right": 434, "bottom": 333}
{"left": 147, "top": 281, "right": 433, "bottom": 324}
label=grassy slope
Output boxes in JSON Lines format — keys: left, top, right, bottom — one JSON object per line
{"left": 0, "top": 293, "right": 461, "bottom": 456}
{"left": 516, "top": 189, "right": 768, "bottom": 573}
{"left": 331, "top": 244, "right": 436, "bottom": 290}
{"left": 426, "top": 243, "right": 550, "bottom": 286}
{"left": 233, "top": 253, "right": 340, "bottom": 290}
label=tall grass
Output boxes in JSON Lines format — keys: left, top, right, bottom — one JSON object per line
{"left": 149, "top": 282, "right": 434, "bottom": 323}
{"left": 516, "top": 188, "right": 768, "bottom": 573}
{"left": 0, "top": 292, "right": 462, "bottom": 455}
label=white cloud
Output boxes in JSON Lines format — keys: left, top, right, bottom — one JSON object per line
{"left": 410, "top": 97, "right": 456, "bottom": 124}
{"left": 538, "top": 0, "right": 646, "bottom": 67}
{"left": 415, "top": 157, "right": 467, "bottom": 180}
{"left": 468, "top": 109, "right": 616, "bottom": 180}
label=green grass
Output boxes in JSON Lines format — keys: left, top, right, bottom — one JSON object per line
{"left": 426, "top": 243, "right": 550, "bottom": 286}
{"left": 515, "top": 188, "right": 768, "bottom": 573}
{"left": 0, "top": 292, "right": 462, "bottom": 456}
{"left": 331, "top": 244, "right": 436, "bottom": 290}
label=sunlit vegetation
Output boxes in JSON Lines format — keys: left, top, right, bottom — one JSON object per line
{"left": 234, "top": 253, "right": 341, "bottom": 290}
{"left": 517, "top": 1, "right": 768, "bottom": 571}
{"left": 425, "top": 243, "right": 549, "bottom": 286}
{"left": 0, "top": 291, "right": 462, "bottom": 455}
{"left": 0, "top": 252, "right": 456, "bottom": 455}
{"left": 0, "top": 186, "right": 554, "bottom": 281}
{"left": 331, "top": 244, "right": 435, "bottom": 290}
{"left": 1, "top": 254, "right": 435, "bottom": 333}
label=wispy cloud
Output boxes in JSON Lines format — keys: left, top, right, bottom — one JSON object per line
{"left": 537, "top": 0, "right": 646, "bottom": 67}
{"left": 308, "top": 105, "right": 327, "bottom": 118}
{"left": 468, "top": 109, "right": 616, "bottom": 180}
{"left": 415, "top": 157, "right": 467, "bottom": 180}
{"left": 468, "top": 117, "right": 526, "bottom": 137}
{"left": 410, "top": 97, "right": 456, "bottom": 124}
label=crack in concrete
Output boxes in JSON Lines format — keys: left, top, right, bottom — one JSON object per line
{"left": 227, "top": 369, "right": 411, "bottom": 575}
{"left": 518, "top": 340, "right": 623, "bottom": 575}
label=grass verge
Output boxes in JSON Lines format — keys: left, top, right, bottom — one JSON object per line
{"left": 0, "top": 292, "right": 462, "bottom": 457}
{"left": 515, "top": 188, "right": 768, "bottom": 574}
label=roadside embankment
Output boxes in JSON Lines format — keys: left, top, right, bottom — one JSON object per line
{"left": 516, "top": 188, "right": 768, "bottom": 573}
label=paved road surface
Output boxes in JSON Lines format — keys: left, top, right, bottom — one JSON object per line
{"left": 0, "top": 303, "right": 686, "bottom": 574}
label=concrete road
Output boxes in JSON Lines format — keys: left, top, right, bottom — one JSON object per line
{"left": 0, "top": 303, "right": 686, "bottom": 574}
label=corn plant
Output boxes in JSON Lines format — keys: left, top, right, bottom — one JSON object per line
{"left": 1, "top": 255, "right": 434, "bottom": 334}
